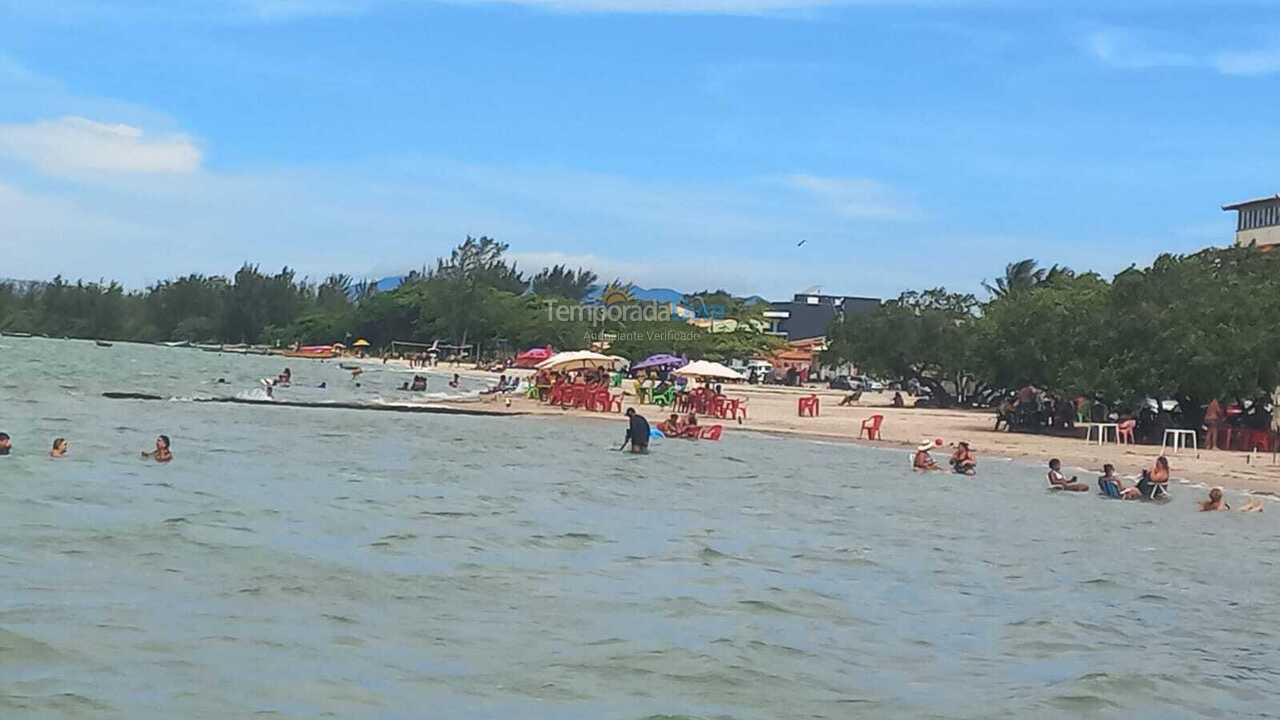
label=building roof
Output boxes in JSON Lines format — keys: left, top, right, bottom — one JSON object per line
{"left": 1223, "top": 195, "right": 1280, "bottom": 211}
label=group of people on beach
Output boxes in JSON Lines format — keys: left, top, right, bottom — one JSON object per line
{"left": 0, "top": 431, "right": 172, "bottom": 463}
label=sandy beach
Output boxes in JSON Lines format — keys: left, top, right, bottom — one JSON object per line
{"left": 383, "top": 359, "right": 1280, "bottom": 496}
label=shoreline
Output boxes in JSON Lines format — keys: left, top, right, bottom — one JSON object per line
{"left": 360, "top": 356, "right": 1280, "bottom": 498}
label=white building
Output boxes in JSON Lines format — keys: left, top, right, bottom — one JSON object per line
{"left": 1223, "top": 195, "right": 1280, "bottom": 247}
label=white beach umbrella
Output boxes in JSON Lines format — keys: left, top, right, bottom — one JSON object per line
{"left": 672, "top": 360, "right": 745, "bottom": 381}
{"left": 535, "top": 350, "right": 625, "bottom": 371}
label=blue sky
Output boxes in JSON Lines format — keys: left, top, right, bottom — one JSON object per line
{"left": 0, "top": 0, "right": 1275, "bottom": 299}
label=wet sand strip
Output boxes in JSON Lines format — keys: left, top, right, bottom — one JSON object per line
{"left": 102, "top": 392, "right": 522, "bottom": 417}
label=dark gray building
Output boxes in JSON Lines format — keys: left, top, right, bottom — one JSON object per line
{"left": 763, "top": 291, "right": 880, "bottom": 342}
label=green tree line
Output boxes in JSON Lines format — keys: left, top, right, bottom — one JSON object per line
{"left": 0, "top": 236, "right": 781, "bottom": 362}
{"left": 824, "top": 247, "right": 1280, "bottom": 410}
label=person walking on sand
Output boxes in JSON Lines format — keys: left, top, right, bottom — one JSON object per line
{"left": 1046, "top": 458, "right": 1089, "bottom": 491}
{"left": 1203, "top": 399, "right": 1225, "bottom": 450}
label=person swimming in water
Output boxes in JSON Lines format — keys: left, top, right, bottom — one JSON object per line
{"left": 1199, "top": 487, "right": 1229, "bottom": 511}
{"left": 142, "top": 435, "right": 173, "bottom": 463}
{"left": 449, "top": 373, "right": 461, "bottom": 389}
{"left": 0, "top": 432, "right": 10, "bottom": 456}
{"left": 620, "top": 408, "right": 651, "bottom": 454}
{"left": 276, "top": 367, "right": 292, "bottom": 386}
{"left": 1240, "top": 497, "right": 1265, "bottom": 513}
{"left": 1047, "top": 458, "right": 1089, "bottom": 491}
{"left": 50, "top": 437, "right": 68, "bottom": 458}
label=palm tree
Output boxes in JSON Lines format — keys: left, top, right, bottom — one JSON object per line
{"left": 983, "top": 259, "right": 1071, "bottom": 298}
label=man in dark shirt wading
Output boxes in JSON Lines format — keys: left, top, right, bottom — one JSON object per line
{"left": 621, "top": 408, "right": 650, "bottom": 454}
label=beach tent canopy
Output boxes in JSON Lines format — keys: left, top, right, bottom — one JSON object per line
{"left": 352, "top": 338, "right": 371, "bottom": 347}
{"left": 513, "top": 346, "right": 554, "bottom": 368}
{"left": 535, "top": 350, "right": 625, "bottom": 371}
{"left": 631, "top": 353, "right": 688, "bottom": 372}
{"left": 672, "top": 360, "right": 745, "bottom": 381}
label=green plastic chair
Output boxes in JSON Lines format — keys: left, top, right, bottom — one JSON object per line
{"left": 652, "top": 387, "right": 676, "bottom": 407}
{"left": 610, "top": 372, "right": 623, "bottom": 388}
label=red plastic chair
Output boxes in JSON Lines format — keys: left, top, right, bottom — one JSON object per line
{"left": 859, "top": 414, "right": 883, "bottom": 440}
{"left": 1245, "top": 429, "right": 1272, "bottom": 452}
{"left": 798, "top": 395, "right": 820, "bottom": 417}
{"left": 699, "top": 425, "right": 723, "bottom": 441}
{"left": 547, "top": 384, "right": 566, "bottom": 405}
{"left": 1117, "top": 419, "right": 1136, "bottom": 445}
{"left": 603, "top": 392, "right": 623, "bottom": 413}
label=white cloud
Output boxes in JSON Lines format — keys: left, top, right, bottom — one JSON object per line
{"left": 1085, "top": 28, "right": 1280, "bottom": 77}
{"left": 1083, "top": 28, "right": 1195, "bottom": 70}
{"left": 0, "top": 116, "right": 202, "bottom": 176}
{"left": 785, "top": 174, "right": 915, "bottom": 220}
{"left": 1213, "top": 48, "right": 1280, "bottom": 76}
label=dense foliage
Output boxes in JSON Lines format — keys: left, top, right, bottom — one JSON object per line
{"left": 0, "top": 236, "right": 780, "bottom": 362}
{"left": 825, "top": 249, "right": 1280, "bottom": 406}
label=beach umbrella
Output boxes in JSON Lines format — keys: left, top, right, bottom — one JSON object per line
{"left": 631, "top": 353, "right": 688, "bottom": 372}
{"left": 672, "top": 360, "right": 745, "bottom": 381}
{"left": 535, "top": 350, "right": 625, "bottom": 371}
{"left": 352, "top": 338, "right": 371, "bottom": 347}
{"left": 513, "top": 346, "right": 554, "bottom": 368}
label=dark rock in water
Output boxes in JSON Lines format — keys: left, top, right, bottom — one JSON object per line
{"left": 103, "top": 392, "right": 164, "bottom": 400}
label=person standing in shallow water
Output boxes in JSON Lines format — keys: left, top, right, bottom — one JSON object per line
{"left": 0, "top": 432, "right": 11, "bottom": 456}
{"left": 621, "top": 408, "right": 650, "bottom": 454}
{"left": 50, "top": 438, "right": 69, "bottom": 458}
{"left": 142, "top": 435, "right": 173, "bottom": 463}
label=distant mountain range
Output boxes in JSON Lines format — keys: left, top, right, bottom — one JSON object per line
{"left": 366, "top": 276, "right": 756, "bottom": 305}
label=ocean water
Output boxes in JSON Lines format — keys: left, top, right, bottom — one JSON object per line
{"left": 1, "top": 338, "right": 1278, "bottom": 719}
